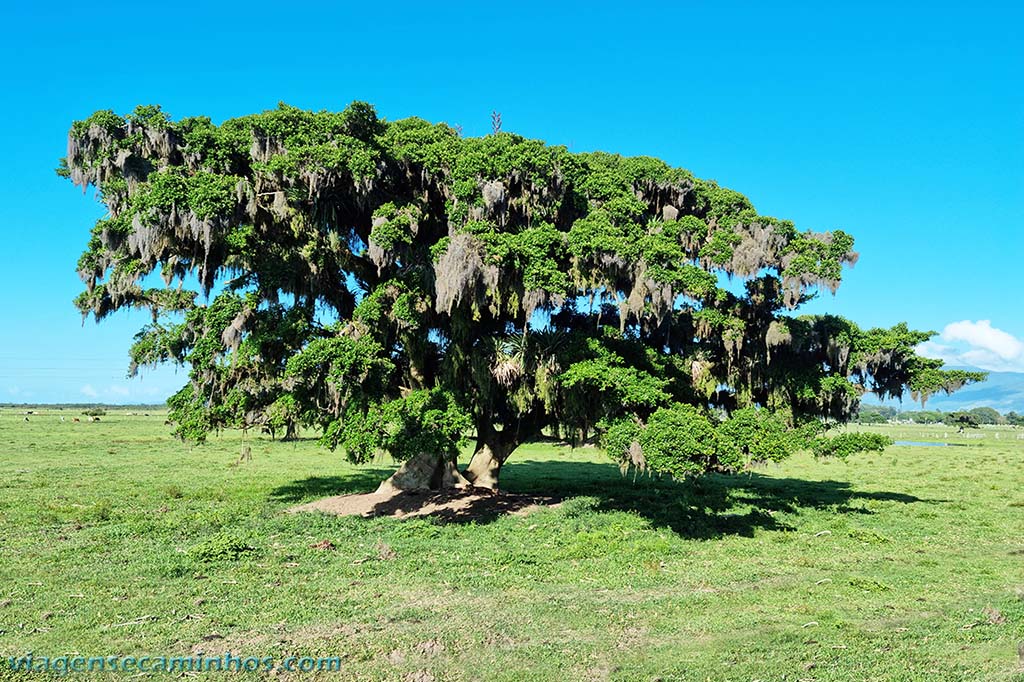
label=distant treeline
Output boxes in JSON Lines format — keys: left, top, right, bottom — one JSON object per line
{"left": 857, "top": 404, "right": 1024, "bottom": 427}
{"left": 1, "top": 403, "right": 166, "bottom": 410}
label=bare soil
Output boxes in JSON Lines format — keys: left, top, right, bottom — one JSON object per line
{"left": 288, "top": 487, "right": 561, "bottom": 521}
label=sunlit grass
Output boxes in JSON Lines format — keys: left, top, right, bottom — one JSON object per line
{"left": 1, "top": 411, "right": 1022, "bottom": 680}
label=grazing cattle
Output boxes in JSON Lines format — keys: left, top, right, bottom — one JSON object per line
{"left": 24, "top": 416, "right": 29, "bottom": 422}
{"left": 72, "top": 417, "right": 80, "bottom": 423}
{"left": 60, "top": 416, "right": 66, "bottom": 423}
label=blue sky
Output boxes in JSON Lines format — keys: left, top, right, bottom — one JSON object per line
{"left": 1, "top": 1, "right": 1021, "bottom": 403}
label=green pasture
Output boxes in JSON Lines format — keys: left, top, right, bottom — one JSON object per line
{"left": 0, "top": 411, "right": 1021, "bottom": 680}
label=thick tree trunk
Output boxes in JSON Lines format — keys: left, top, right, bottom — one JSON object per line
{"left": 375, "top": 451, "right": 470, "bottom": 495}
{"left": 461, "top": 413, "right": 543, "bottom": 490}
{"left": 462, "top": 442, "right": 507, "bottom": 490}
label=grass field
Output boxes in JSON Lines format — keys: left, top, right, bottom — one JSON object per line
{"left": 0, "top": 410, "right": 1022, "bottom": 681}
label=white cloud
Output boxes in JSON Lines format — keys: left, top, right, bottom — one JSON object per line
{"left": 942, "top": 320, "right": 1024, "bottom": 360}
{"left": 108, "top": 385, "right": 130, "bottom": 397}
{"left": 80, "top": 384, "right": 99, "bottom": 398}
{"left": 916, "top": 320, "right": 1024, "bottom": 372}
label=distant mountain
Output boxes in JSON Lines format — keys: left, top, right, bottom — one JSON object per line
{"left": 862, "top": 367, "right": 1024, "bottom": 414}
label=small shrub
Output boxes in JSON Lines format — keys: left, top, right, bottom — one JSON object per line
{"left": 82, "top": 408, "right": 107, "bottom": 417}
{"left": 812, "top": 432, "right": 892, "bottom": 459}
{"left": 558, "top": 496, "right": 601, "bottom": 518}
{"left": 188, "top": 532, "right": 256, "bottom": 562}
{"left": 78, "top": 499, "right": 112, "bottom": 523}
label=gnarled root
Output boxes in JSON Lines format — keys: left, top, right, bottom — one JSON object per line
{"left": 375, "top": 451, "right": 471, "bottom": 495}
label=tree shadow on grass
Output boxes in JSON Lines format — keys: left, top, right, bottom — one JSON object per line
{"left": 501, "top": 459, "right": 941, "bottom": 538}
{"left": 268, "top": 468, "right": 393, "bottom": 502}
{"left": 269, "top": 458, "right": 941, "bottom": 540}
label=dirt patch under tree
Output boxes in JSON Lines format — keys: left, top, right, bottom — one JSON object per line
{"left": 288, "top": 487, "right": 560, "bottom": 522}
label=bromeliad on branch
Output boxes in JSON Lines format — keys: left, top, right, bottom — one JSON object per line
{"left": 61, "top": 102, "right": 985, "bottom": 491}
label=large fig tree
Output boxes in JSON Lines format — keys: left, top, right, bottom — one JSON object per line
{"left": 61, "top": 102, "right": 984, "bottom": 491}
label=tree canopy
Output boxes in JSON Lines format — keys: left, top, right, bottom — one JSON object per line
{"left": 61, "top": 102, "right": 985, "bottom": 490}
